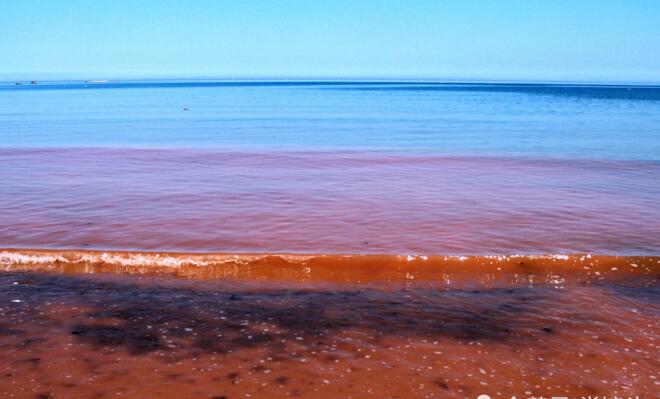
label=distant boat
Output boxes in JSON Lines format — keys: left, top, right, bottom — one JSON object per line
{"left": 87, "top": 80, "right": 110, "bottom": 83}
{"left": 30, "top": 80, "right": 38, "bottom": 85}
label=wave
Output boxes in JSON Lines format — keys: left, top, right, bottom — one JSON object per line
{"left": 1, "top": 249, "right": 657, "bottom": 283}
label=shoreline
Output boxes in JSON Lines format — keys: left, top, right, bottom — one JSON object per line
{"left": 2, "top": 251, "right": 657, "bottom": 398}
{"left": 2, "top": 248, "right": 658, "bottom": 282}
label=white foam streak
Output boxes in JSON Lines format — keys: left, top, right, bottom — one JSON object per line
{"left": 0, "top": 252, "right": 69, "bottom": 265}
{"left": 0, "top": 250, "right": 316, "bottom": 269}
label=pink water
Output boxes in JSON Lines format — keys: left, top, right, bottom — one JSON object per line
{"left": 1, "top": 148, "right": 658, "bottom": 254}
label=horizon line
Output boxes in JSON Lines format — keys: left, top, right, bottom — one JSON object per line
{"left": 3, "top": 77, "right": 660, "bottom": 88}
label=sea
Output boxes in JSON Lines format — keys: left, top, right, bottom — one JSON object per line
{"left": 1, "top": 80, "right": 658, "bottom": 255}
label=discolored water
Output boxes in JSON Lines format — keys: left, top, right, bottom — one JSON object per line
{"left": 1, "top": 148, "right": 659, "bottom": 254}
{"left": 0, "top": 254, "right": 658, "bottom": 399}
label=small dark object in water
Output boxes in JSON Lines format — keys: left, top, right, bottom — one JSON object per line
{"left": 229, "top": 294, "right": 240, "bottom": 300}
{"left": 183, "top": 108, "right": 189, "bottom": 111}
{"left": 434, "top": 377, "right": 450, "bottom": 389}
{"left": 542, "top": 327, "right": 554, "bottom": 333}
{"left": 275, "top": 376, "right": 289, "bottom": 385}
{"left": 30, "top": 81, "right": 38, "bottom": 85}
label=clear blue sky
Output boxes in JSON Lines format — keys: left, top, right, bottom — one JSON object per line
{"left": 1, "top": 0, "right": 659, "bottom": 83}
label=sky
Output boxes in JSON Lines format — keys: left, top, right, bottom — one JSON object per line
{"left": 1, "top": 0, "right": 660, "bottom": 83}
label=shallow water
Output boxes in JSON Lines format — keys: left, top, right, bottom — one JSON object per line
{"left": 1, "top": 148, "right": 659, "bottom": 254}
{"left": 0, "top": 259, "right": 657, "bottom": 399}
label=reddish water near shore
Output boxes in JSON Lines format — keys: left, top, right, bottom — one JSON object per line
{"left": 0, "top": 250, "right": 658, "bottom": 398}
{"left": 1, "top": 148, "right": 659, "bottom": 255}
{"left": 2, "top": 147, "right": 659, "bottom": 398}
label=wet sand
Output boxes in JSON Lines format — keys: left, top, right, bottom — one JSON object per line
{"left": 1, "top": 250, "right": 658, "bottom": 398}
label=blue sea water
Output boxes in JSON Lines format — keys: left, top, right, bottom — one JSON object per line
{"left": 1, "top": 81, "right": 659, "bottom": 160}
